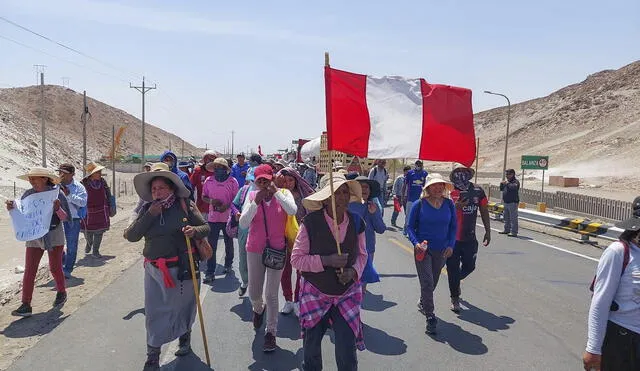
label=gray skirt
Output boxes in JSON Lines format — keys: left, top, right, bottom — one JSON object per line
{"left": 144, "top": 263, "right": 199, "bottom": 347}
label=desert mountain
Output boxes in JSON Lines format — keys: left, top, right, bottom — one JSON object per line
{"left": 0, "top": 85, "right": 200, "bottom": 190}
{"left": 474, "top": 60, "right": 640, "bottom": 190}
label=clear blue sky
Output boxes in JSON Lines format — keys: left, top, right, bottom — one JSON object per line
{"left": 1, "top": 0, "right": 638, "bottom": 154}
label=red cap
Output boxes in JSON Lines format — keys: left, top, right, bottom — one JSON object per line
{"left": 254, "top": 164, "right": 273, "bottom": 181}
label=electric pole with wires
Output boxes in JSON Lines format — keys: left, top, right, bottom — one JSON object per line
{"left": 81, "top": 91, "right": 91, "bottom": 177}
{"left": 130, "top": 77, "right": 156, "bottom": 170}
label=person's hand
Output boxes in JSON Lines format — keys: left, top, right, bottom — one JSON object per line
{"left": 501, "top": 180, "right": 508, "bottom": 185}
{"left": 5, "top": 200, "right": 15, "bottom": 211}
{"left": 235, "top": 213, "right": 241, "bottom": 222}
{"left": 254, "top": 190, "right": 268, "bottom": 204}
{"left": 483, "top": 232, "right": 491, "bottom": 246}
{"left": 336, "top": 267, "right": 356, "bottom": 285}
{"left": 182, "top": 225, "right": 196, "bottom": 238}
{"left": 53, "top": 199, "right": 61, "bottom": 211}
{"left": 443, "top": 246, "right": 454, "bottom": 259}
{"left": 582, "top": 352, "right": 601, "bottom": 371}
{"left": 209, "top": 198, "right": 222, "bottom": 207}
{"left": 415, "top": 241, "right": 428, "bottom": 252}
{"left": 321, "top": 253, "right": 349, "bottom": 268}
{"left": 267, "top": 182, "right": 278, "bottom": 195}
{"left": 367, "top": 201, "right": 378, "bottom": 214}
{"left": 148, "top": 201, "right": 163, "bottom": 216}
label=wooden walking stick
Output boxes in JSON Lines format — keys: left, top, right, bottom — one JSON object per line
{"left": 182, "top": 218, "right": 212, "bottom": 367}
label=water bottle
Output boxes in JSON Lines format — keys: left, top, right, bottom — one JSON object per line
{"left": 415, "top": 241, "right": 428, "bottom": 261}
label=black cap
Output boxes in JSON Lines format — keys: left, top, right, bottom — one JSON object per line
{"left": 58, "top": 163, "right": 75, "bottom": 174}
{"left": 415, "top": 160, "right": 423, "bottom": 165}
{"left": 506, "top": 169, "right": 516, "bottom": 175}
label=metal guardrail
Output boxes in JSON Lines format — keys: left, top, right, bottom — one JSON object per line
{"left": 484, "top": 184, "right": 633, "bottom": 222}
{"left": 487, "top": 202, "right": 623, "bottom": 243}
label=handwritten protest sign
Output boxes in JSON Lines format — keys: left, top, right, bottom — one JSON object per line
{"left": 9, "top": 188, "right": 59, "bottom": 241}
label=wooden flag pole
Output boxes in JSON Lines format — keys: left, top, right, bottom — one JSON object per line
{"left": 182, "top": 218, "right": 211, "bottom": 367}
{"left": 475, "top": 137, "right": 480, "bottom": 184}
{"left": 325, "top": 52, "right": 343, "bottom": 256}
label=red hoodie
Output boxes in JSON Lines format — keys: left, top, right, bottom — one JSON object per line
{"left": 190, "top": 164, "right": 214, "bottom": 213}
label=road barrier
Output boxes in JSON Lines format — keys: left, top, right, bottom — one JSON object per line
{"left": 487, "top": 202, "right": 623, "bottom": 243}
{"left": 484, "top": 184, "right": 633, "bottom": 222}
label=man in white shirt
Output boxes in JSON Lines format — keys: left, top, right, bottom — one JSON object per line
{"left": 58, "top": 163, "right": 88, "bottom": 278}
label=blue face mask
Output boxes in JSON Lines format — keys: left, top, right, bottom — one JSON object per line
{"left": 214, "top": 168, "right": 229, "bottom": 181}
{"left": 451, "top": 170, "right": 472, "bottom": 190}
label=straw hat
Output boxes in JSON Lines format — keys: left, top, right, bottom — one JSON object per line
{"left": 424, "top": 173, "right": 454, "bottom": 192}
{"left": 17, "top": 167, "right": 60, "bottom": 184}
{"left": 303, "top": 173, "right": 362, "bottom": 212}
{"left": 133, "top": 162, "right": 190, "bottom": 202}
{"left": 84, "top": 161, "right": 106, "bottom": 178}
{"left": 205, "top": 157, "right": 230, "bottom": 172}
{"left": 450, "top": 163, "right": 475, "bottom": 182}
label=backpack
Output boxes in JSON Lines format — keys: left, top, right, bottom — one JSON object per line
{"left": 372, "top": 166, "right": 387, "bottom": 180}
{"left": 589, "top": 240, "right": 631, "bottom": 311}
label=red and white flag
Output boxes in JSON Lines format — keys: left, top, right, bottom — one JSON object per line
{"left": 325, "top": 66, "right": 476, "bottom": 167}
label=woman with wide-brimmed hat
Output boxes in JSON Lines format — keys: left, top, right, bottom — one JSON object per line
{"left": 80, "top": 162, "right": 114, "bottom": 258}
{"left": 406, "top": 173, "right": 457, "bottom": 335}
{"left": 274, "top": 167, "right": 315, "bottom": 315}
{"left": 239, "top": 164, "right": 297, "bottom": 352}
{"left": 583, "top": 196, "right": 640, "bottom": 371}
{"left": 291, "top": 172, "right": 368, "bottom": 370}
{"left": 348, "top": 176, "right": 387, "bottom": 292}
{"left": 124, "top": 162, "right": 210, "bottom": 370}
{"left": 201, "top": 157, "right": 239, "bottom": 283}
{"left": 7, "top": 167, "right": 71, "bottom": 317}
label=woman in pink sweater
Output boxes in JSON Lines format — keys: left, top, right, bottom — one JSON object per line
{"left": 238, "top": 164, "right": 297, "bottom": 353}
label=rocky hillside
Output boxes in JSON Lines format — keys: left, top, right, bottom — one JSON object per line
{"left": 474, "top": 60, "right": 640, "bottom": 190}
{"left": 0, "top": 85, "right": 199, "bottom": 190}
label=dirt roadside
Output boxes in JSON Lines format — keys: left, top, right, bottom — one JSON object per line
{"left": 0, "top": 199, "right": 144, "bottom": 371}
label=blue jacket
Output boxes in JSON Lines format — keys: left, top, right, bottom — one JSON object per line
{"left": 406, "top": 198, "right": 457, "bottom": 251}
{"left": 160, "top": 150, "right": 194, "bottom": 200}
{"left": 348, "top": 199, "right": 386, "bottom": 253}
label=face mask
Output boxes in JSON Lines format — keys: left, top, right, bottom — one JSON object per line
{"left": 214, "top": 168, "right": 229, "bottom": 181}
{"left": 451, "top": 170, "right": 471, "bottom": 190}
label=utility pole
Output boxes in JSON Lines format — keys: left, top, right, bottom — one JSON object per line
{"left": 130, "top": 76, "right": 156, "bottom": 171}
{"left": 231, "top": 130, "right": 235, "bottom": 158}
{"left": 81, "top": 91, "right": 89, "bottom": 177}
{"left": 112, "top": 125, "right": 116, "bottom": 196}
{"left": 40, "top": 71, "right": 46, "bottom": 167}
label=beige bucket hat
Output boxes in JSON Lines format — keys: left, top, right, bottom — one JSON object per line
{"left": 303, "top": 172, "right": 362, "bottom": 212}
{"left": 133, "top": 162, "right": 191, "bottom": 202}
{"left": 84, "top": 161, "right": 107, "bottom": 179}
{"left": 424, "top": 173, "right": 454, "bottom": 192}
{"left": 17, "top": 167, "right": 60, "bottom": 184}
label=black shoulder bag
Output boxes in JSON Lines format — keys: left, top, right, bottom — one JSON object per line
{"left": 260, "top": 202, "right": 286, "bottom": 270}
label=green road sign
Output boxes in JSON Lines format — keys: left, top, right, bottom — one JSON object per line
{"left": 521, "top": 155, "right": 549, "bottom": 170}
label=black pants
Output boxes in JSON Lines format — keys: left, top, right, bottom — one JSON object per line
{"left": 303, "top": 306, "right": 357, "bottom": 371}
{"left": 601, "top": 321, "right": 639, "bottom": 371}
{"left": 206, "top": 222, "right": 233, "bottom": 275}
{"left": 446, "top": 239, "right": 478, "bottom": 298}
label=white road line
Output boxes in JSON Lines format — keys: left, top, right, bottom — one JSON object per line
{"left": 160, "top": 279, "right": 210, "bottom": 365}
{"left": 479, "top": 223, "right": 600, "bottom": 263}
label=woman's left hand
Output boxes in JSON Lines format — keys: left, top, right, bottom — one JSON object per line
{"left": 267, "top": 183, "right": 278, "bottom": 195}
{"left": 336, "top": 267, "right": 356, "bottom": 285}
{"left": 582, "top": 352, "right": 601, "bottom": 371}
{"left": 443, "top": 246, "right": 454, "bottom": 259}
{"left": 53, "top": 199, "right": 61, "bottom": 211}
{"left": 367, "top": 201, "right": 378, "bottom": 214}
{"left": 182, "top": 225, "right": 196, "bottom": 238}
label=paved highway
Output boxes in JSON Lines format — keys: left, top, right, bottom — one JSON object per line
{"left": 8, "top": 212, "right": 602, "bottom": 370}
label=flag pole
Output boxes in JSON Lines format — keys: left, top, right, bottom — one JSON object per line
{"left": 325, "top": 52, "right": 343, "bottom": 257}
{"left": 182, "top": 218, "right": 212, "bottom": 367}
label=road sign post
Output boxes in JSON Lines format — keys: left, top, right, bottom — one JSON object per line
{"left": 521, "top": 155, "right": 549, "bottom": 202}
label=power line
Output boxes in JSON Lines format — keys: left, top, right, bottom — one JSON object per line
{"left": 0, "top": 16, "right": 143, "bottom": 83}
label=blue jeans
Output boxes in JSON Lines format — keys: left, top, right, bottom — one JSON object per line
{"left": 206, "top": 222, "right": 234, "bottom": 276}
{"left": 62, "top": 219, "right": 82, "bottom": 275}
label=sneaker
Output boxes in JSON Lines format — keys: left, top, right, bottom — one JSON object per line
{"left": 253, "top": 308, "right": 265, "bottom": 330}
{"left": 293, "top": 302, "right": 300, "bottom": 317}
{"left": 238, "top": 285, "right": 248, "bottom": 297}
{"left": 263, "top": 332, "right": 277, "bottom": 353}
{"left": 53, "top": 292, "right": 67, "bottom": 308}
{"left": 12, "top": 303, "right": 32, "bottom": 317}
{"left": 426, "top": 316, "right": 438, "bottom": 335}
{"left": 174, "top": 332, "right": 192, "bottom": 357}
{"left": 498, "top": 231, "right": 509, "bottom": 235}
{"left": 508, "top": 233, "right": 518, "bottom": 238}
{"left": 280, "top": 301, "right": 295, "bottom": 315}
{"left": 451, "top": 297, "right": 461, "bottom": 313}
{"left": 223, "top": 266, "right": 232, "bottom": 274}
{"left": 85, "top": 245, "right": 92, "bottom": 254}
{"left": 203, "top": 275, "right": 215, "bottom": 284}
{"left": 63, "top": 271, "right": 72, "bottom": 279}
{"left": 417, "top": 301, "right": 426, "bottom": 315}
{"left": 142, "top": 359, "right": 160, "bottom": 371}
{"left": 92, "top": 252, "right": 102, "bottom": 259}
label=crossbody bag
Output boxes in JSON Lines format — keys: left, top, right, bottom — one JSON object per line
{"left": 260, "top": 202, "right": 286, "bottom": 270}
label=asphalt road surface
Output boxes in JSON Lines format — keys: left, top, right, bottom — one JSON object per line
{"left": 7, "top": 211, "right": 602, "bottom": 371}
